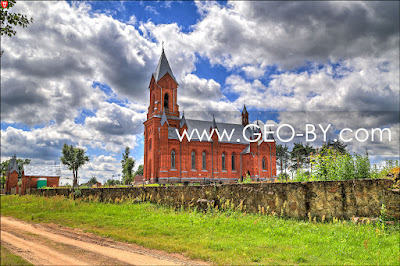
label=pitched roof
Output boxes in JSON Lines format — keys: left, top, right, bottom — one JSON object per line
{"left": 24, "top": 165, "right": 61, "bottom": 177}
{"left": 160, "top": 111, "right": 170, "bottom": 127}
{"left": 8, "top": 155, "right": 19, "bottom": 174}
{"left": 179, "top": 112, "right": 188, "bottom": 128}
{"left": 153, "top": 48, "right": 177, "bottom": 83}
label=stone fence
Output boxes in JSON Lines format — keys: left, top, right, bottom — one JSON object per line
{"left": 30, "top": 179, "right": 399, "bottom": 220}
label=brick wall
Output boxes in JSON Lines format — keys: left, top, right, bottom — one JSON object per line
{"left": 30, "top": 179, "right": 399, "bottom": 220}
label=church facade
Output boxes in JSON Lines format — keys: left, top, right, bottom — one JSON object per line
{"left": 143, "top": 49, "right": 276, "bottom": 183}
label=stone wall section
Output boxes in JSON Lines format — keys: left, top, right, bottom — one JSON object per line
{"left": 30, "top": 179, "right": 399, "bottom": 220}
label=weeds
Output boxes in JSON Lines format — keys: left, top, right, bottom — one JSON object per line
{"left": 1, "top": 195, "right": 398, "bottom": 265}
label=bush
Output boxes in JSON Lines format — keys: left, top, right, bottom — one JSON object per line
{"left": 292, "top": 149, "right": 374, "bottom": 181}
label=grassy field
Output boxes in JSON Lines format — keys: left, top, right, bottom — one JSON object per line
{"left": 1, "top": 195, "right": 398, "bottom": 265}
{"left": 1, "top": 245, "right": 32, "bottom": 266}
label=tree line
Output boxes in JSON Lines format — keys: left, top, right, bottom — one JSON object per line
{"left": 276, "top": 140, "right": 348, "bottom": 181}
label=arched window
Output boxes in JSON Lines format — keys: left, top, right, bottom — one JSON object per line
{"left": 262, "top": 158, "right": 266, "bottom": 170}
{"left": 191, "top": 151, "right": 196, "bottom": 170}
{"left": 164, "top": 93, "right": 169, "bottom": 110}
{"left": 231, "top": 153, "right": 236, "bottom": 171}
{"left": 149, "top": 139, "right": 152, "bottom": 151}
{"left": 171, "top": 150, "right": 176, "bottom": 169}
{"left": 222, "top": 152, "right": 226, "bottom": 171}
{"left": 151, "top": 93, "right": 155, "bottom": 111}
{"left": 202, "top": 151, "right": 206, "bottom": 170}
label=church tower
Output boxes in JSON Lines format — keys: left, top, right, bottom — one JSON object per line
{"left": 147, "top": 47, "right": 179, "bottom": 119}
{"left": 144, "top": 47, "right": 180, "bottom": 182}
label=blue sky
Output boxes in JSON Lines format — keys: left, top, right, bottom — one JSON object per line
{"left": 1, "top": 1, "right": 399, "bottom": 184}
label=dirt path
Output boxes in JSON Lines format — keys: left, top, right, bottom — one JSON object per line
{"left": 1, "top": 216, "right": 208, "bottom": 265}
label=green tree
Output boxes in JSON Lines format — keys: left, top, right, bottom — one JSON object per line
{"left": 121, "top": 147, "right": 135, "bottom": 185}
{"left": 60, "top": 144, "right": 90, "bottom": 187}
{"left": 1, "top": 0, "right": 33, "bottom": 54}
{"left": 134, "top": 164, "right": 144, "bottom": 176}
{"left": 322, "top": 140, "right": 347, "bottom": 155}
{"left": 105, "top": 179, "right": 122, "bottom": 187}
{"left": 87, "top": 176, "right": 98, "bottom": 187}
{"left": 276, "top": 144, "right": 289, "bottom": 181}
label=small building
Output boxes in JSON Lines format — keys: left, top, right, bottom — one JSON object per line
{"left": 21, "top": 164, "right": 61, "bottom": 194}
{"left": 133, "top": 175, "right": 144, "bottom": 185}
{"left": 5, "top": 155, "right": 20, "bottom": 194}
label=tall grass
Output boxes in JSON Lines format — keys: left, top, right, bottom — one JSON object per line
{"left": 292, "top": 149, "right": 398, "bottom": 182}
{"left": 1, "top": 195, "right": 398, "bottom": 265}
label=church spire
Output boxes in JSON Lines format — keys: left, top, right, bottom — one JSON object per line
{"left": 153, "top": 45, "right": 177, "bottom": 83}
{"left": 242, "top": 104, "right": 249, "bottom": 126}
{"left": 160, "top": 111, "right": 169, "bottom": 127}
{"left": 179, "top": 111, "right": 188, "bottom": 128}
{"left": 211, "top": 114, "right": 218, "bottom": 129}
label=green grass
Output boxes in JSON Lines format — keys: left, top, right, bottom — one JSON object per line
{"left": 1, "top": 195, "right": 399, "bottom": 265}
{"left": 1, "top": 245, "right": 32, "bottom": 266}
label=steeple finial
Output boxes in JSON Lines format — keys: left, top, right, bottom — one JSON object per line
{"left": 180, "top": 111, "right": 188, "bottom": 128}
{"left": 154, "top": 43, "right": 177, "bottom": 83}
{"left": 162, "top": 41, "right": 164, "bottom": 51}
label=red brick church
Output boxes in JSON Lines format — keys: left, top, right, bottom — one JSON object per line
{"left": 143, "top": 48, "right": 276, "bottom": 183}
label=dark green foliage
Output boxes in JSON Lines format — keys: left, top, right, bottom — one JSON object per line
{"left": 276, "top": 144, "right": 289, "bottom": 180}
{"left": 60, "top": 143, "right": 90, "bottom": 187}
{"left": 290, "top": 142, "right": 315, "bottom": 171}
{"left": 321, "top": 140, "right": 347, "bottom": 155}
{"left": 105, "top": 179, "right": 122, "bottom": 187}
{"left": 121, "top": 147, "right": 135, "bottom": 184}
{"left": 134, "top": 164, "right": 144, "bottom": 176}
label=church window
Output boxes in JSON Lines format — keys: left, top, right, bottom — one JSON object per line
{"left": 222, "top": 152, "right": 226, "bottom": 171}
{"left": 164, "top": 93, "right": 169, "bottom": 110}
{"left": 231, "top": 153, "right": 236, "bottom": 171}
{"left": 202, "top": 152, "right": 206, "bottom": 170}
{"left": 191, "top": 151, "right": 196, "bottom": 170}
{"left": 171, "top": 150, "right": 176, "bottom": 169}
{"left": 262, "top": 158, "right": 266, "bottom": 170}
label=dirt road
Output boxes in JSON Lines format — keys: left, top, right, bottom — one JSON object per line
{"left": 1, "top": 216, "right": 207, "bottom": 265}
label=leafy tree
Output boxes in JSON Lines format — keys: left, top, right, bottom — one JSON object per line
{"left": 134, "top": 164, "right": 144, "bottom": 176}
{"left": 121, "top": 147, "right": 135, "bottom": 185}
{"left": 105, "top": 179, "right": 122, "bottom": 187}
{"left": 1, "top": 0, "right": 33, "bottom": 54}
{"left": 276, "top": 144, "right": 289, "bottom": 181}
{"left": 290, "top": 142, "right": 315, "bottom": 172}
{"left": 60, "top": 144, "right": 90, "bottom": 187}
{"left": 86, "top": 176, "right": 98, "bottom": 187}
{"left": 0, "top": 175, "right": 5, "bottom": 189}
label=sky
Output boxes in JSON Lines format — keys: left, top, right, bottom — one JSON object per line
{"left": 1, "top": 1, "right": 399, "bottom": 185}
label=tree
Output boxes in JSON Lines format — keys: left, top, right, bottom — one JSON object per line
{"left": 87, "top": 176, "right": 98, "bottom": 187}
{"left": 322, "top": 140, "right": 347, "bottom": 155}
{"left": 276, "top": 144, "right": 289, "bottom": 181}
{"left": 105, "top": 179, "right": 122, "bottom": 187}
{"left": 290, "top": 142, "right": 316, "bottom": 172}
{"left": 134, "top": 164, "right": 144, "bottom": 176}
{"left": 121, "top": 147, "right": 135, "bottom": 185}
{"left": 1, "top": 0, "right": 33, "bottom": 54}
{"left": 60, "top": 144, "right": 90, "bottom": 187}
